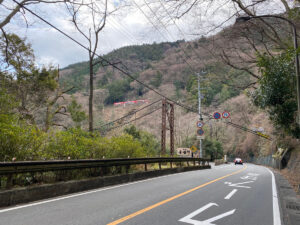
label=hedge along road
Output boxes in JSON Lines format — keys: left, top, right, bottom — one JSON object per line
{"left": 0, "top": 164, "right": 281, "bottom": 225}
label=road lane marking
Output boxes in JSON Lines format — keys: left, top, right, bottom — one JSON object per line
{"left": 240, "top": 173, "right": 259, "bottom": 181}
{"left": 266, "top": 168, "right": 282, "bottom": 225}
{"left": 107, "top": 166, "right": 247, "bottom": 225}
{"left": 179, "top": 202, "right": 236, "bottom": 225}
{"left": 0, "top": 171, "right": 197, "bottom": 214}
{"left": 224, "top": 181, "right": 253, "bottom": 188}
{"left": 224, "top": 189, "right": 238, "bottom": 200}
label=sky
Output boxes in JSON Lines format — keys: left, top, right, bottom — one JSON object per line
{"left": 0, "top": 0, "right": 288, "bottom": 68}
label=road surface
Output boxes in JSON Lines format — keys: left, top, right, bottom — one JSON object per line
{"left": 0, "top": 163, "right": 281, "bottom": 225}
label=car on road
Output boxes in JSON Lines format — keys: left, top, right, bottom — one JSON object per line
{"left": 234, "top": 158, "right": 243, "bottom": 165}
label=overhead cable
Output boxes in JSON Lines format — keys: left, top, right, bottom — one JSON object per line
{"left": 95, "top": 98, "right": 161, "bottom": 129}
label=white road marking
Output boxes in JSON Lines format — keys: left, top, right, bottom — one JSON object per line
{"left": 224, "top": 181, "right": 254, "bottom": 188}
{"left": 179, "top": 202, "right": 235, "bottom": 225}
{"left": 224, "top": 189, "right": 238, "bottom": 200}
{"left": 240, "top": 173, "right": 259, "bottom": 181}
{"left": 240, "top": 175, "right": 257, "bottom": 180}
{"left": 0, "top": 172, "right": 186, "bottom": 214}
{"left": 266, "top": 168, "right": 282, "bottom": 225}
{"left": 248, "top": 173, "right": 259, "bottom": 176}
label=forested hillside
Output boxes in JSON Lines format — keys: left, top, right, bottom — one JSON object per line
{"left": 58, "top": 32, "right": 267, "bottom": 160}
{"left": 61, "top": 38, "right": 250, "bottom": 109}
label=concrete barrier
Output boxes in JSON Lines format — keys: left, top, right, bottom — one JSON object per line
{"left": 0, "top": 165, "right": 210, "bottom": 207}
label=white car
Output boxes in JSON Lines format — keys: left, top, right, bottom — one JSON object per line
{"left": 234, "top": 158, "right": 243, "bottom": 165}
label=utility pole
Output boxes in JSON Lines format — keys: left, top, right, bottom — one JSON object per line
{"left": 161, "top": 99, "right": 167, "bottom": 155}
{"left": 161, "top": 99, "right": 175, "bottom": 156}
{"left": 197, "top": 73, "right": 203, "bottom": 158}
{"left": 169, "top": 103, "right": 175, "bottom": 156}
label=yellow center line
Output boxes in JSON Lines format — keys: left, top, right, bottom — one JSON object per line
{"left": 107, "top": 165, "right": 247, "bottom": 225}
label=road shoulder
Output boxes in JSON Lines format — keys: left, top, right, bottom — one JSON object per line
{"left": 273, "top": 169, "right": 300, "bottom": 225}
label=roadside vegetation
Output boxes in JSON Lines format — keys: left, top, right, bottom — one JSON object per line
{"left": 0, "top": 34, "right": 160, "bottom": 162}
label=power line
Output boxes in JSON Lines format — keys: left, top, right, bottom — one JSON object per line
{"left": 95, "top": 98, "right": 161, "bottom": 129}
{"left": 156, "top": 0, "right": 206, "bottom": 68}
{"left": 13, "top": 0, "right": 271, "bottom": 140}
{"left": 132, "top": 0, "right": 170, "bottom": 42}
{"left": 105, "top": 106, "right": 162, "bottom": 131}
{"left": 140, "top": 0, "right": 197, "bottom": 73}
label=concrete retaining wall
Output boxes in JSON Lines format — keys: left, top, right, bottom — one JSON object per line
{"left": 0, "top": 165, "right": 210, "bottom": 207}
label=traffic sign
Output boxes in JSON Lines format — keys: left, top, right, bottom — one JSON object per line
{"left": 190, "top": 145, "right": 197, "bottom": 152}
{"left": 222, "top": 111, "right": 230, "bottom": 119}
{"left": 213, "top": 112, "right": 221, "bottom": 119}
{"left": 197, "top": 135, "right": 205, "bottom": 140}
{"left": 196, "top": 121, "right": 205, "bottom": 128}
{"left": 197, "top": 128, "right": 204, "bottom": 136}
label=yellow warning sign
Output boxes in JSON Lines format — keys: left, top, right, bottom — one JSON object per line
{"left": 190, "top": 145, "right": 197, "bottom": 152}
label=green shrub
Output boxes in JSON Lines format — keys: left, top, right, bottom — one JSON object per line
{"left": 0, "top": 114, "right": 45, "bottom": 161}
{"left": 124, "top": 125, "right": 160, "bottom": 156}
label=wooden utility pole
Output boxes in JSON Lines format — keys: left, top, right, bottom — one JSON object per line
{"left": 161, "top": 99, "right": 167, "bottom": 155}
{"left": 161, "top": 99, "right": 175, "bottom": 156}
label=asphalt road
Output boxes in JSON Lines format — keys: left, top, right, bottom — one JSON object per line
{"left": 0, "top": 163, "right": 281, "bottom": 225}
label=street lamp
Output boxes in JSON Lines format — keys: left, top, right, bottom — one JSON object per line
{"left": 236, "top": 15, "right": 300, "bottom": 126}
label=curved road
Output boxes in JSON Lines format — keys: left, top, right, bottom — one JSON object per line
{"left": 0, "top": 164, "right": 281, "bottom": 225}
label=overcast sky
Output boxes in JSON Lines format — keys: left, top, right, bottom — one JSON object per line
{"left": 1, "top": 0, "right": 288, "bottom": 68}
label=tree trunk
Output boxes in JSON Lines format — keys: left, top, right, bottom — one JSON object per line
{"left": 89, "top": 54, "right": 94, "bottom": 132}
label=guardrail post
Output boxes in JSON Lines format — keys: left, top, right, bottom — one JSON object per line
{"left": 100, "top": 167, "right": 104, "bottom": 176}
{"left": 117, "top": 166, "right": 122, "bottom": 174}
{"left": 159, "top": 162, "right": 161, "bottom": 170}
{"left": 170, "top": 162, "right": 173, "bottom": 168}
{"left": 144, "top": 163, "right": 147, "bottom": 171}
{"left": 6, "top": 174, "right": 13, "bottom": 189}
{"left": 193, "top": 161, "right": 196, "bottom": 166}
{"left": 187, "top": 161, "right": 189, "bottom": 167}
{"left": 126, "top": 165, "right": 130, "bottom": 174}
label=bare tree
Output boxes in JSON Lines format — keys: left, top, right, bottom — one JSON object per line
{"left": 0, "top": 0, "right": 88, "bottom": 29}
{"left": 0, "top": 0, "right": 88, "bottom": 65}
{"left": 65, "top": 0, "right": 123, "bottom": 132}
{"left": 44, "top": 66, "right": 75, "bottom": 132}
{"left": 151, "top": 0, "right": 297, "bottom": 84}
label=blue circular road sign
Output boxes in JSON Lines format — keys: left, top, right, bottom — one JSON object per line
{"left": 197, "top": 128, "right": 204, "bottom": 136}
{"left": 197, "top": 121, "right": 205, "bottom": 128}
{"left": 213, "top": 112, "right": 221, "bottom": 119}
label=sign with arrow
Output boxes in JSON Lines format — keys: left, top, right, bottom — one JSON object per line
{"left": 196, "top": 121, "right": 205, "bottom": 128}
{"left": 190, "top": 145, "right": 197, "bottom": 152}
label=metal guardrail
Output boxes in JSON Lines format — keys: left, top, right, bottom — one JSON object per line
{"left": 0, "top": 157, "right": 210, "bottom": 175}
